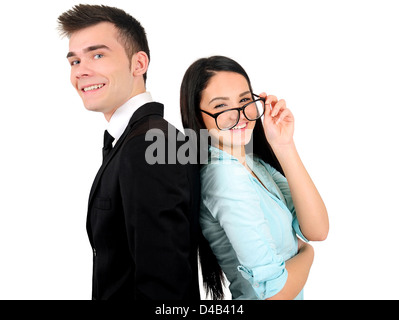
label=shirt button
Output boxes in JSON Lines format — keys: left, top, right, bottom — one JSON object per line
{"left": 93, "top": 248, "right": 97, "bottom": 257}
{"left": 254, "top": 282, "right": 259, "bottom": 288}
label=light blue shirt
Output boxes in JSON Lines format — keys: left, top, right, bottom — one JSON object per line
{"left": 200, "top": 146, "right": 308, "bottom": 300}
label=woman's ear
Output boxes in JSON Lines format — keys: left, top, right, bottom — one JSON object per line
{"left": 131, "top": 51, "right": 149, "bottom": 77}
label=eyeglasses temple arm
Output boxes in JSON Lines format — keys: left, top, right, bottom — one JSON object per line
{"left": 200, "top": 109, "right": 217, "bottom": 118}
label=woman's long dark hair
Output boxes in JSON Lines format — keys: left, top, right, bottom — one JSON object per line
{"left": 180, "top": 56, "right": 284, "bottom": 299}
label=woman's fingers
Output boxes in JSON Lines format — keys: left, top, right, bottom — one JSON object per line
{"left": 261, "top": 94, "right": 290, "bottom": 125}
{"left": 265, "top": 95, "right": 278, "bottom": 108}
{"left": 275, "top": 108, "right": 291, "bottom": 125}
{"left": 271, "top": 98, "right": 286, "bottom": 117}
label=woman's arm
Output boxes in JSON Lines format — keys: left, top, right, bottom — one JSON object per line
{"left": 261, "top": 94, "right": 329, "bottom": 241}
{"left": 272, "top": 142, "right": 329, "bottom": 241}
{"left": 267, "top": 240, "right": 314, "bottom": 300}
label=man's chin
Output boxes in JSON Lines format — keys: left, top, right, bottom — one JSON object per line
{"left": 83, "top": 103, "right": 104, "bottom": 113}
{"left": 83, "top": 103, "right": 117, "bottom": 121}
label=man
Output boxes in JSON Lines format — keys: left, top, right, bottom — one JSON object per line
{"left": 58, "top": 4, "right": 200, "bottom": 300}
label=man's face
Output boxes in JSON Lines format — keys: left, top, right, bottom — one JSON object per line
{"left": 67, "top": 22, "right": 136, "bottom": 119}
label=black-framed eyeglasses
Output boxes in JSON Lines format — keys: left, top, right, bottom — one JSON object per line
{"left": 200, "top": 94, "right": 265, "bottom": 131}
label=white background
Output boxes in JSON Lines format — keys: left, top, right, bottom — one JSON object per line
{"left": 1, "top": 0, "right": 398, "bottom": 300}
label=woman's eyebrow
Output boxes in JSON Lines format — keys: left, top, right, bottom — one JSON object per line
{"left": 208, "top": 90, "right": 252, "bottom": 105}
{"left": 208, "top": 96, "right": 230, "bottom": 105}
{"left": 239, "top": 91, "right": 251, "bottom": 97}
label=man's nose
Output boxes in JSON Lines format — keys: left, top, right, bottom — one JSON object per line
{"left": 74, "top": 61, "right": 92, "bottom": 79}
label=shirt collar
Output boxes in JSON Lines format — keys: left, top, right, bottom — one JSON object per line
{"left": 106, "top": 92, "right": 153, "bottom": 146}
{"left": 208, "top": 145, "right": 235, "bottom": 161}
{"left": 207, "top": 145, "right": 258, "bottom": 170}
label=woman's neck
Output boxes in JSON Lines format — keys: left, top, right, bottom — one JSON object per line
{"left": 217, "top": 143, "right": 246, "bottom": 166}
{"left": 213, "top": 143, "right": 269, "bottom": 191}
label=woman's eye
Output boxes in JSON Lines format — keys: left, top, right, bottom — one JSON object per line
{"left": 94, "top": 54, "right": 104, "bottom": 59}
{"left": 240, "top": 97, "right": 251, "bottom": 103}
{"left": 215, "top": 104, "right": 228, "bottom": 109}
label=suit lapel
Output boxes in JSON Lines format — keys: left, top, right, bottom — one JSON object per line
{"left": 88, "top": 102, "right": 164, "bottom": 207}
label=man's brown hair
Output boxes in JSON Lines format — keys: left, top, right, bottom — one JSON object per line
{"left": 58, "top": 4, "right": 150, "bottom": 82}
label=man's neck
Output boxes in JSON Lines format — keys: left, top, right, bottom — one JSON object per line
{"left": 104, "top": 83, "right": 147, "bottom": 122}
{"left": 105, "top": 92, "right": 153, "bottom": 146}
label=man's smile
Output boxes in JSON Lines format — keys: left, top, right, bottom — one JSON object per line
{"left": 81, "top": 83, "right": 106, "bottom": 92}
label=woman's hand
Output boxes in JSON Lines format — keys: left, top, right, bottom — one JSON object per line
{"left": 259, "top": 93, "right": 294, "bottom": 148}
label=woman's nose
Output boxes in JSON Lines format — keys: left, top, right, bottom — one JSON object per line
{"left": 238, "top": 109, "right": 246, "bottom": 121}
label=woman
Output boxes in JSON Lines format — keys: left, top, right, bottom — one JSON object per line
{"left": 180, "top": 56, "right": 329, "bottom": 300}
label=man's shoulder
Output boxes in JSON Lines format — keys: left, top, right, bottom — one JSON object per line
{"left": 127, "top": 114, "right": 182, "bottom": 140}
{"left": 123, "top": 101, "right": 184, "bottom": 146}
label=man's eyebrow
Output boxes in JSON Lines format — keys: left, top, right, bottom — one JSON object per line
{"left": 86, "top": 44, "right": 111, "bottom": 53}
{"left": 66, "top": 45, "right": 111, "bottom": 59}
{"left": 66, "top": 51, "right": 76, "bottom": 59}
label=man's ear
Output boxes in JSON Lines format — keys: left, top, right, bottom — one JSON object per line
{"left": 131, "top": 51, "right": 149, "bottom": 77}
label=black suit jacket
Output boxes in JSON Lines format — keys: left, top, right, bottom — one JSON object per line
{"left": 87, "top": 102, "right": 200, "bottom": 300}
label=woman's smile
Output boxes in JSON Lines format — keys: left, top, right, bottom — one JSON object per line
{"left": 230, "top": 122, "right": 248, "bottom": 131}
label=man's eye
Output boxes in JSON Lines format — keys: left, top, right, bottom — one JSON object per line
{"left": 70, "top": 60, "right": 80, "bottom": 66}
{"left": 94, "top": 54, "right": 104, "bottom": 59}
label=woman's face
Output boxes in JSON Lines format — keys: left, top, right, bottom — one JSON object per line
{"left": 200, "top": 71, "right": 256, "bottom": 150}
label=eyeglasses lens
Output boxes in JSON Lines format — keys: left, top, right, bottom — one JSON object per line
{"left": 217, "top": 100, "right": 265, "bottom": 130}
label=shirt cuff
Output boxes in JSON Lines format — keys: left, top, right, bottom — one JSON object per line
{"left": 237, "top": 263, "right": 288, "bottom": 300}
